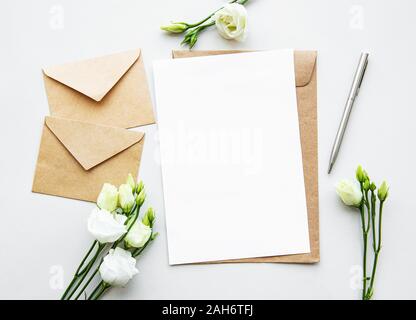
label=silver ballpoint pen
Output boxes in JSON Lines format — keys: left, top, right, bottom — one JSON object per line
{"left": 328, "top": 53, "right": 369, "bottom": 174}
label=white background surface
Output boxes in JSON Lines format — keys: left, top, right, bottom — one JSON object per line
{"left": 0, "top": 0, "right": 415, "bottom": 300}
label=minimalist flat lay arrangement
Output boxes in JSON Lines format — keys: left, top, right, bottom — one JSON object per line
{"left": 8, "top": 0, "right": 399, "bottom": 302}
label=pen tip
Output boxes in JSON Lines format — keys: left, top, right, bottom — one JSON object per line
{"left": 328, "top": 162, "right": 334, "bottom": 174}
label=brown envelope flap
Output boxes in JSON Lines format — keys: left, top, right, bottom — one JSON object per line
{"left": 44, "top": 116, "right": 144, "bottom": 170}
{"left": 43, "top": 49, "right": 141, "bottom": 102}
{"left": 172, "top": 50, "right": 317, "bottom": 87}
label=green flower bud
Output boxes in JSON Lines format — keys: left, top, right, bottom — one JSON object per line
{"left": 363, "top": 180, "right": 370, "bottom": 191}
{"left": 189, "top": 34, "right": 198, "bottom": 48}
{"left": 356, "top": 165, "right": 365, "bottom": 182}
{"left": 136, "top": 181, "right": 144, "bottom": 194}
{"left": 142, "top": 207, "right": 155, "bottom": 227}
{"left": 118, "top": 184, "right": 135, "bottom": 213}
{"left": 136, "top": 189, "right": 146, "bottom": 207}
{"left": 363, "top": 170, "right": 369, "bottom": 182}
{"left": 378, "top": 181, "right": 389, "bottom": 201}
{"left": 161, "top": 22, "right": 189, "bottom": 34}
{"left": 126, "top": 173, "right": 136, "bottom": 191}
{"left": 370, "top": 182, "right": 377, "bottom": 192}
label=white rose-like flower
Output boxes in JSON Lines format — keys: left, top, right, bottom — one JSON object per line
{"left": 336, "top": 179, "right": 363, "bottom": 207}
{"left": 118, "top": 184, "right": 135, "bottom": 213}
{"left": 87, "top": 208, "right": 127, "bottom": 243}
{"left": 214, "top": 3, "right": 248, "bottom": 42}
{"left": 97, "top": 183, "right": 119, "bottom": 212}
{"left": 125, "top": 220, "right": 152, "bottom": 248}
{"left": 99, "top": 247, "right": 138, "bottom": 287}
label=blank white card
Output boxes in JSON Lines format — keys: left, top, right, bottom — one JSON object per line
{"left": 153, "top": 50, "right": 310, "bottom": 265}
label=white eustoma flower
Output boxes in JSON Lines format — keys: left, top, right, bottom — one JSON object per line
{"left": 125, "top": 220, "right": 152, "bottom": 248}
{"left": 118, "top": 184, "right": 135, "bottom": 213}
{"left": 214, "top": 3, "right": 248, "bottom": 41}
{"left": 99, "top": 247, "right": 139, "bottom": 287}
{"left": 336, "top": 179, "right": 363, "bottom": 207}
{"left": 87, "top": 208, "right": 127, "bottom": 243}
{"left": 97, "top": 183, "right": 119, "bottom": 212}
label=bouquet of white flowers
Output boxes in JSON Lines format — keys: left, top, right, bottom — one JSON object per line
{"left": 61, "top": 174, "right": 157, "bottom": 300}
{"left": 336, "top": 166, "right": 389, "bottom": 300}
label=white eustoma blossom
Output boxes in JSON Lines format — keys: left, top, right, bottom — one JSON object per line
{"left": 87, "top": 208, "right": 127, "bottom": 243}
{"left": 125, "top": 220, "right": 152, "bottom": 248}
{"left": 336, "top": 179, "right": 363, "bottom": 207}
{"left": 99, "top": 247, "right": 139, "bottom": 287}
{"left": 118, "top": 184, "right": 135, "bottom": 213}
{"left": 97, "top": 183, "right": 119, "bottom": 212}
{"left": 214, "top": 3, "right": 248, "bottom": 41}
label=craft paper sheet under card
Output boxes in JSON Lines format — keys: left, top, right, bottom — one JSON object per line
{"left": 153, "top": 50, "right": 310, "bottom": 265}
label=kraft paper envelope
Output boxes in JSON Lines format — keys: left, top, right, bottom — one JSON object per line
{"left": 43, "top": 49, "right": 155, "bottom": 128}
{"left": 32, "top": 116, "right": 145, "bottom": 202}
{"left": 172, "top": 50, "right": 319, "bottom": 264}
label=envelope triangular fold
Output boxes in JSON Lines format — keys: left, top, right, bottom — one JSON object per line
{"left": 44, "top": 117, "right": 144, "bottom": 170}
{"left": 43, "top": 50, "right": 141, "bottom": 101}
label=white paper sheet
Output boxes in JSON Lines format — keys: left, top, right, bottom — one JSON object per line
{"left": 153, "top": 49, "right": 310, "bottom": 265}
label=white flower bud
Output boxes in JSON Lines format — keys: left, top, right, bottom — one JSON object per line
{"left": 118, "top": 184, "right": 135, "bottom": 213}
{"left": 97, "top": 183, "right": 118, "bottom": 212}
{"left": 125, "top": 220, "right": 152, "bottom": 248}
{"left": 126, "top": 173, "right": 136, "bottom": 191}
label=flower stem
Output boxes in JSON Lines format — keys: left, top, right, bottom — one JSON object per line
{"left": 73, "top": 268, "right": 99, "bottom": 300}
{"left": 361, "top": 218, "right": 368, "bottom": 300}
{"left": 133, "top": 233, "right": 154, "bottom": 258}
{"left": 366, "top": 200, "right": 384, "bottom": 299}
{"left": 60, "top": 240, "right": 98, "bottom": 300}
{"left": 186, "top": 0, "right": 240, "bottom": 28}
{"left": 88, "top": 280, "right": 109, "bottom": 300}
{"left": 370, "top": 190, "right": 377, "bottom": 251}
{"left": 94, "top": 283, "right": 110, "bottom": 300}
{"left": 65, "top": 243, "right": 105, "bottom": 300}
{"left": 359, "top": 184, "right": 369, "bottom": 300}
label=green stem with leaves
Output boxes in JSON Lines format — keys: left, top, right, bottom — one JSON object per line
{"left": 163, "top": 0, "right": 250, "bottom": 48}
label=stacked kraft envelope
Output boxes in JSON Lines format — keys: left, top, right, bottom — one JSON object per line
{"left": 32, "top": 49, "right": 155, "bottom": 202}
{"left": 172, "top": 50, "right": 320, "bottom": 264}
